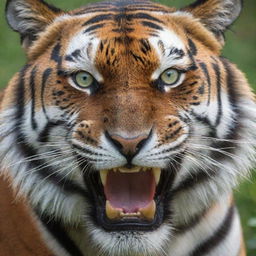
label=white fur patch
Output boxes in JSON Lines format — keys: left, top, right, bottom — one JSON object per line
{"left": 65, "top": 31, "right": 103, "bottom": 83}
{"left": 149, "top": 28, "right": 188, "bottom": 80}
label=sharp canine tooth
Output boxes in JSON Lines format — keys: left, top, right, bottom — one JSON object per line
{"left": 153, "top": 168, "right": 161, "bottom": 185}
{"left": 139, "top": 200, "right": 156, "bottom": 221}
{"left": 100, "top": 170, "right": 108, "bottom": 185}
{"left": 106, "top": 201, "right": 122, "bottom": 219}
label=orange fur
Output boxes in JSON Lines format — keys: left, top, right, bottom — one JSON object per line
{"left": 0, "top": 174, "right": 52, "bottom": 256}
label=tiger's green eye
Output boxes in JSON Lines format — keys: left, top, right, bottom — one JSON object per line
{"left": 160, "top": 68, "right": 180, "bottom": 85}
{"left": 74, "top": 71, "right": 94, "bottom": 88}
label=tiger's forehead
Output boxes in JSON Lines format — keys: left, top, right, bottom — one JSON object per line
{"left": 62, "top": 7, "right": 191, "bottom": 82}
{"left": 56, "top": 0, "right": 176, "bottom": 38}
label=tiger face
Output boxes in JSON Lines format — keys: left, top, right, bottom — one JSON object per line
{"left": 2, "top": 0, "right": 256, "bottom": 255}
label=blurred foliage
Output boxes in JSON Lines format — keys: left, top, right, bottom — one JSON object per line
{"left": 0, "top": 0, "right": 255, "bottom": 255}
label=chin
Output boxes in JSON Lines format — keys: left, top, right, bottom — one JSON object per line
{"left": 87, "top": 221, "right": 172, "bottom": 256}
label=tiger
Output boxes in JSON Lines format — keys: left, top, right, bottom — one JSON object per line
{"left": 0, "top": 0, "right": 255, "bottom": 255}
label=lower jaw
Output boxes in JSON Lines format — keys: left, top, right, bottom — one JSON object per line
{"left": 95, "top": 197, "right": 164, "bottom": 231}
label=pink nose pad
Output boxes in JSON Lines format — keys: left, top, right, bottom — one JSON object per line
{"left": 106, "top": 131, "right": 150, "bottom": 159}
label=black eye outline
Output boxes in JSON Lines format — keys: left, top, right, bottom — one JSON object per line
{"left": 70, "top": 71, "right": 100, "bottom": 94}
{"left": 154, "top": 68, "right": 184, "bottom": 92}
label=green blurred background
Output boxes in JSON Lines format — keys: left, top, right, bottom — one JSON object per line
{"left": 0, "top": 0, "right": 255, "bottom": 254}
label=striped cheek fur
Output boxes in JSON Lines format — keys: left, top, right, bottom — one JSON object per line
{"left": 0, "top": 0, "right": 255, "bottom": 256}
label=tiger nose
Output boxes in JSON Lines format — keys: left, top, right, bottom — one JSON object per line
{"left": 105, "top": 132, "right": 150, "bottom": 160}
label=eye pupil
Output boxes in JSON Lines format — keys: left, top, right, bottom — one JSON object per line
{"left": 166, "top": 71, "right": 173, "bottom": 77}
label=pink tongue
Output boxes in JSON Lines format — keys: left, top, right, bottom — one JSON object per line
{"left": 104, "top": 170, "right": 156, "bottom": 213}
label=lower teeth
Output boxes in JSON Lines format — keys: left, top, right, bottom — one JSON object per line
{"left": 105, "top": 200, "right": 156, "bottom": 221}
{"left": 120, "top": 212, "right": 141, "bottom": 217}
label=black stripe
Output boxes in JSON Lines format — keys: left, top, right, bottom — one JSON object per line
{"left": 59, "top": 102, "right": 75, "bottom": 110}
{"left": 75, "top": 7, "right": 170, "bottom": 15}
{"left": 188, "top": 50, "right": 197, "bottom": 72}
{"left": 112, "top": 27, "right": 134, "bottom": 33}
{"left": 65, "top": 49, "right": 82, "bottom": 62}
{"left": 72, "top": 143, "right": 104, "bottom": 157}
{"left": 187, "top": 0, "right": 208, "bottom": 8}
{"left": 38, "top": 214, "right": 84, "bottom": 256}
{"left": 15, "top": 65, "right": 31, "bottom": 124}
{"left": 189, "top": 110, "right": 216, "bottom": 137}
{"left": 141, "top": 21, "right": 163, "bottom": 30}
{"left": 198, "top": 85, "right": 205, "bottom": 94}
{"left": 191, "top": 205, "right": 235, "bottom": 256}
{"left": 51, "top": 43, "right": 61, "bottom": 64}
{"left": 188, "top": 38, "right": 198, "bottom": 56}
{"left": 130, "top": 51, "right": 145, "bottom": 64}
{"left": 174, "top": 208, "right": 207, "bottom": 234}
{"left": 75, "top": 9, "right": 116, "bottom": 14}
{"left": 199, "top": 62, "right": 211, "bottom": 105}
{"left": 165, "top": 127, "right": 183, "bottom": 140}
{"left": 126, "top": 7, "right": 170, "bottom": 12}
{"left": 71, "top": 49, "right": 82, "bottom": 58}
{"left": 169, "top": 48, "right": 185, "bottom": 59}
{"left": 84, "top": 23, "right": 104, "bottom": 33}
{"left": 132, "top": 12, "right": 164, "bottom": 23}
{"left": 41, "top": 68, "right": 52, "bottom": 120}
{"left": 172, "top": 168, "right": 216, "bottom": 195}
{"left": 212, "top": 62, "right": 222, "bottom": 126}
{"left": 30, "top": 66, "right": 38, "bottom": 130}
{"left": 220, "top": 57, "right": 239, "bottom": 111}
{"left": 83, "top": 14, "right": 112, "bottom": 26}
{"left": 111, "top": 0, "right": 153, "bottom": 7}
{"left": 65, "top": 55, "right": 74, "bottom": 62}
{"left": 38, "top": 121, "right": 65, "bottom": 143}
{"left": 190, "top": 102, "right": 201, "bottom": 106}
{"left": 140, "top": 39, "right": 151, "bottom": 54}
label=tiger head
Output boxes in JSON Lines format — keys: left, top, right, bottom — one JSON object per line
{"left": 2, "top": 0, "right": 256, "bottom": 255}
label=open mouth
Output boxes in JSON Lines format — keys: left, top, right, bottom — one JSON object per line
{"left": 102, "top": 167, "right": 160, "bottom": 221}
{"left": 85, "top": 166, "right": 174, "bottom": 231}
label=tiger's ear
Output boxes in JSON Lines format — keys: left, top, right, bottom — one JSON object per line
{"left": 5, "top": 0, "right": 63, "bottom": 50}
{"left": 182, "top": 0, "right": 243, "bottom": 43}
